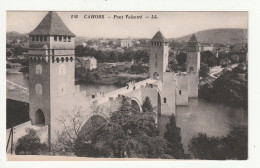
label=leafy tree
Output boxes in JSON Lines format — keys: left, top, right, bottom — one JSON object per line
{"left": 164, "top": 115, "right": 185, "bottom": 158}
{"left": 142, "top": 97, "right": 153, "bottom": 112}
{"left": 176, "top": 52, "right": 187, "bottom": 65}
{"left": 189, "top": 125, "right": 248, "bottom": 160}
{"left": 201, "top": 51, "right": 217, "bottom": 67}
{"left": 15, "top": 128, "right": 48, "bottom": 155}
{"left": 200, "top": 63, "right": 210, "bottom": 78}
{"left": 77, "top": 97, "right": 171, "bottom": 158}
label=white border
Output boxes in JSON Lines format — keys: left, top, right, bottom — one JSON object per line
{"left": 1, "top": 0, "right": 260, "bottom": 168}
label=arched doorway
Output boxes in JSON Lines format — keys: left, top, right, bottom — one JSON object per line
{"left": 153, "top": 72, "right": 160, "bottom": 80}
{"left": 35, "top": 109, "right": 45, "bottom": 126}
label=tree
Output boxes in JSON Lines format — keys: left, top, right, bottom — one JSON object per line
{"left": 164, "top": 115, "right": 185, "bottom": 158}
{"left": 200, "top": 63, "right": 210, "bottom": 78}
{"left": 188, "top": 125, "right": 248, "bottom": 160}
{"left": 142, "top": 97, "right": 153, "bottom": 112}
{"left": 78, "top": 97, "right": 171, "bottom": 158}
{"left": 176, "top": 52, "right": 187, "bottom": 65}
{"left": 201, "top": 51, "right": 217, "bottom": 67}
{"left": 15, "top": 128, "right": 48, "bottom": 155}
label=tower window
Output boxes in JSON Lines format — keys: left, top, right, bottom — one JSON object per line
{"left": 63, "top": 36, "right": 67, "bottom": 42}
{"left": 190, "top": 67, "right": 194, "bottom": 72}
{"left": 179, "top": 90, "right": 182, "bottom": 95}
{"left": 164, "top": 98, "right": 167, "bottom": 103}
{"left": 35, "top": 83, "right": 42, "bottom": 95}
{"left": 43, "top": 36, "right": 47, "bottom": 41}
{"left": 36, "top": 64, "right": 42, "bottom": 74}
{"left": 59, "top": 36, "right": 62, "bottom": 41}
{"left": 36, "top": 36, "right": 39, "bottom": 41}
{"left": 58, "top": 84, "right": 66, "bottom": 96}
{"left": 58, "top": 64, "right": 66, "bottom": 75}
{"left": 68, "top": 36, "right": 71, "bottom": 42}
{"left": 155, "top": 62, "right": 157, "bottom": 67}
{"left": 32, "top": 36, "right": 35, "bottom": 41}
{"left": 54, "top": 36, "right": 57, "bottom": 41}
{"left": 40, "top": 36, "right": 43, "bottom": 41}
{"left": 155, "top": 53, "right": 157, "bottom": 59}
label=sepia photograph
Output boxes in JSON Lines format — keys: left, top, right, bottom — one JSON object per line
{"left": 5, "top": 11, "right": 248, "bottom": 160}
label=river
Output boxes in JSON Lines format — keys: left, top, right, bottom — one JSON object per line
{"left": 6, "top": 72, "right": 247, "bottom": 153}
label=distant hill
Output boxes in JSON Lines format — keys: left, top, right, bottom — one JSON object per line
{"left": 174, "top": 28, "right": 248, "bottom": 44}
{"left": 6, "top": 31, "right": 29, "bottom": 44}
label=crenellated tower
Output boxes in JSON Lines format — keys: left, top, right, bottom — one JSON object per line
{"left": 149, "top": 31, "right": 169, "bottom": 82}
{"left": 28, "top": 11, "right": 76, "bottom": 141}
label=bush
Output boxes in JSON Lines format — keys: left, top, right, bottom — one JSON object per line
{"left": 15, "top": 128, "right": 48, "bottom": 155}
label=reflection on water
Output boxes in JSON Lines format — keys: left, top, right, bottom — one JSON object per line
{"left": 7, "top": 73, "right": 247, "bottom": 153}
{"left": 175, "top": 98, "right": 247, "bottom": 152}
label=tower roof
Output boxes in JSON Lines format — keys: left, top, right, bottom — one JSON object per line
{"left": 151, "top": 31, "right": 166, "bottom": 42}
{"left": 188, "top": 34, "right": 198, "bottom": 42}
{"left": 29, "top": 11, "right": 75, "bottom": 36}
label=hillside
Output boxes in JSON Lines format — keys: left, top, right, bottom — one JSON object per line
{"left": 174, "top": 28, "right": 248, "bottom": 44}
{"left": 6, "top": 31, "right": 29, "bottom": 44}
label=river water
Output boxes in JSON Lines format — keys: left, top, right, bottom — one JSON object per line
{"left": 6, "top": 72, "right": 247, "bottom": 153}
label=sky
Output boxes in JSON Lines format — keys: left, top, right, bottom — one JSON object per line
{"left": 6, "top": 11, "right": 248, "bottom": 38}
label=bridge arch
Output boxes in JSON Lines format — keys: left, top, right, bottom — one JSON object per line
{"left": 131, "top": 98, "right": 142, "bottom": 113}
{"left": 35, "top": 109, "right": 45, "bottom": 126}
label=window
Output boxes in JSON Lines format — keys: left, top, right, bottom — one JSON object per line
{"left": 63, "top": 36, "right": 67, "bottom": 42}
{"left": 44, "top": 36, "right": 47, "bottom": 41}
{"left": 54, "top": 36, "right": 57, "bottom": 41}
{"left": 164, "top": 98, "right": 167, "bottom": 103}
{"left": 155, "top": 62, "right": 157, "bottom": 67}
{"left": 58, "top": 64, "right": 66, "bottom": 75}
{"left": 190, "top": 67, "right": 194, "bottom": 72}
{"left": 179, "top": 90, "right": 182, "bottom": 95}
{"left": 68, "top": 36, "right": 71, "bottom": 42}
{"left": 36, "top": 36, "right": 39, "bottom": 41}
{"left": 58, "top": 84, "right": 66, "bottom": 96}
{"left": 59, "top": 36, "right": 62, "bottom": 41}
{"left": 32, "top": 36, "right": 35, "bottom": 41}
{"left": 155, "top": 53, "right": 157, "bottom": 59}
{"left": 36, "top": 64, "right": 42, "bottom": 74}
{"left": 40, "top": 36, "right": 43, "bottom": 41}
{"left": 35, "top": 83, "right": 42, "bottom": 95}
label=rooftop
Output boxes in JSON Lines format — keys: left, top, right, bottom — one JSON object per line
{"left": 29, "top": 11, "right": 75, "bottom": 36}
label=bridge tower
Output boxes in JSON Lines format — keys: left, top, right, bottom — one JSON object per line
{"left": 28, "top": 11, "right": 76, "bottom": 141}
{"left": 186, "top": 34, "right": 200, "bottom": 97}
{"left": 149, "top": 31, "right": 169, "bottom": 82}
{"left": 149, "top": 31, "right": 176, "bottom": 116}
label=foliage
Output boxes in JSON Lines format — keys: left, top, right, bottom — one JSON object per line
{"left": 76, "top": 97, "right": 171, "bottom": 158}
{"left": 199, "top": 63, "right": 210, "bottom": 78}
{"left": 164, "top": 115, "right": 185, "bottom": 159}
{"left": 52, "top": 107, "right": 87, "bottom": 155}
{"left": 15, "top": 128, "right": 48, "bottom": 155}
{"left": 189, "top": 125, "right": 248, "bottom": 160}
{"left": 176, "top": 52, "right": 187, "bottom": 65}
{"left": 75, "top": 45, "right": 149, "bottom": 63}
{"left": 199, "top": 65, "right": 248, "bottom": 108}
{"left": 142, "top": 97, "right": 153, "bottom": 113}
{"left": 201, "top": 51, "right": 218, "bottom": 67}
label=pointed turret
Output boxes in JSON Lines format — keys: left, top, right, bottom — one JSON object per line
{"left": 151, "top": 31, "right": 166, "bottom": 42}
{"left": 188, "top": 34, "right": 198, "bottom": 42}
{"left": 29, "top": 11, "right": 75, "bottom": 36}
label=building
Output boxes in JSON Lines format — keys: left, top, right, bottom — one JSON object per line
{"left": 201, "top": 44, "right": 214, "bottom": 51}
{"left": 82, "top": 56, "right": 97, "bottom": 70}
{"left": 120, "top": 37, "right": 133, "bottom": 48}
